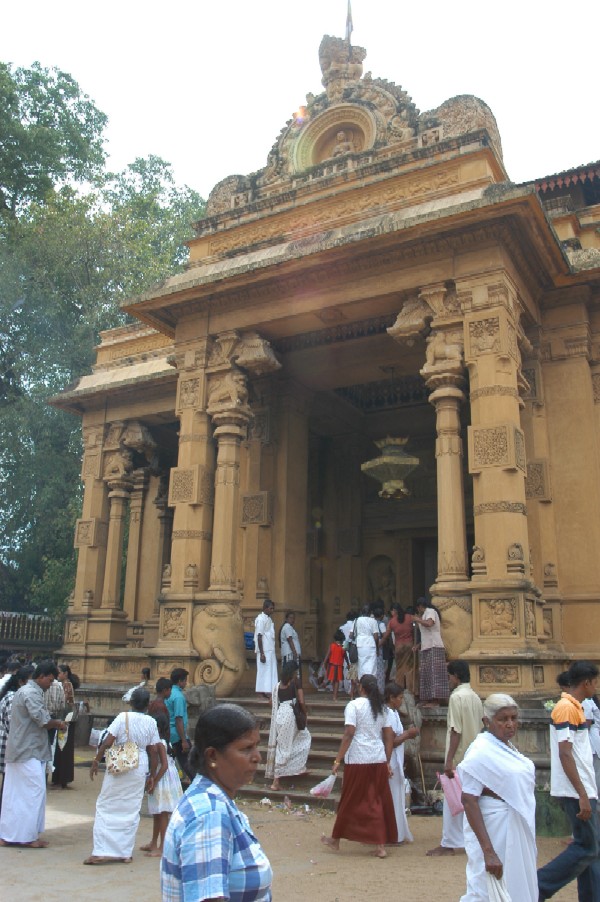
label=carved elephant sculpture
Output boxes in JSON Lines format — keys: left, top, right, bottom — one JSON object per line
{"left": 191, "top": 603, "right": 247, "bottom": 697}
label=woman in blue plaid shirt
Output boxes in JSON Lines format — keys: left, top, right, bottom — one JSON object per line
{"left": 161, "top": 704, "right": 272, "bottom": 901}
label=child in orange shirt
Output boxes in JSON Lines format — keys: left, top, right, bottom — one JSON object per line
{"left": 323, "top": 629, "right": 348, "bottom": 702}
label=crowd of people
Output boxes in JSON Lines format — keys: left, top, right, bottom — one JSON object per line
{"left": 1, "top": 640, "right": 599, "bottom": 901}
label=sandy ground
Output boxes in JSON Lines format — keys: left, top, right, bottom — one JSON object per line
{"left": 1, "top": 757, "right": 579, "bottom": 902}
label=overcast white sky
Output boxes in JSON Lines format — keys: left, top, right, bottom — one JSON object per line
{"left": 2, "top": 1, "right": 598, "bottom": 199}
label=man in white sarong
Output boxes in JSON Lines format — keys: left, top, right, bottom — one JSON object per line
{"left": 458, "top": 693, "right": 537, "bottom": 902}
{"left": 255, "top": 599, "right": 277, "bottom": 698}
{"left": 427, "top": 660, "right": 483, "bottom": 857}
{"left": 0, "top": 661, "right": 68, "bottom": 848}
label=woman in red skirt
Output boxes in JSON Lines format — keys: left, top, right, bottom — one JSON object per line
{"left": 321, "top": 674, "right": 397, "bottom": 858}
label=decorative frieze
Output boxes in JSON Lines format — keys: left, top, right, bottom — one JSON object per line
{"left": 240, "top": 492, "right": 272, "bottom": 527}
{"left": 474, "top": 501, "right": 527, "bottom": 516}
{"left": 74, "top": 518, "right": 108, "bottom": 548}
{"left": 479, "top": 665, "right": 520, "bottom": 685}
{"left": 171, "top": 530, "right": 213, "bottom": 541}
{"left": 168, "top": 465, "right": 215, "bottom": 506}
{"left": 470, "top": 385, "right": 519, "bottom": 402}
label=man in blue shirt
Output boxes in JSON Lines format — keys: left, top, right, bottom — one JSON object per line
{"left": 166, "top": 668, "right": 193, "bottom": 782}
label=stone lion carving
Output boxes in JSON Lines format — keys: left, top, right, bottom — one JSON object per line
{"left": 423, "top": 330, "right": 464, "bottom": 371}
{"left": 207, "top": 369, "right": 249, "bottom": 412}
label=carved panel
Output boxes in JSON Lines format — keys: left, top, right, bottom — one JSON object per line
{"left": 479, "top": 598, "right": 518, "bottom": 636}
{"left": 104, "top": 660, "right": 140, "bottom": 674}
{"left": 593, "top": 373, "right": 600, "bottom": 404}
{"left": 81, "top": 451, "right": 102, "bottom": 479}
{"left": 178, "top": 378, "right": 200, "bottom": 409}
{"left": 479, "top": 665, "right": 520, "bottom": 685}
{"left": 467, "top": 317, "right": 501, "bottom": 356}
{"left": 240, "top": 492, "right": 272, "bottom": 527}
{"left": 525, "top": 460, "right": 551, "bottom": 501}
{"left": 474, "top": 501, "right": 527, "bottom": 516}
{"left": 168, "top": 465, "right": 215, "bottom": 506}
{"left": 162, "top": 607, "right": 187, "bottom": 640}
{"left": 525, "top": 600, "right": 537, "bottom": 637}
{"left": 542, "top": 608, "right": 554, "bottom": 639}
{"left": 533, "top": 665, "right": 544, "bottom": 684}
{"left": 66, "top": 620, "right": 85, "bottom": 644}
{"left": 248, "top": 409, "right": 271, "bottom": 443}
{"left": 155, "top": 659, "right": 184, "bottom": 676}
{"left": 522, "top": 363, "right": 543, "bottom": 404}
{"left": 74, "top": 518, "right": 108, "bottom": 548}
{"left": 469, "top": 423, "right": 525, "bottom": 473}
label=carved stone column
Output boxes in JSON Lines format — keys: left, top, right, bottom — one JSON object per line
{"left": 101, "top": 475, "right": 133, "bottom": 609}
{"left": 123, "top": 468, "right": 149, "bottom": 621}
{"left": 423, "top": 369, "right": 468, "bottom": 582}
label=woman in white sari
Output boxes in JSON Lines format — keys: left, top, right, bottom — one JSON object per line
{"left": 355, "top": 605, "right": 379, "bottom": 679}
{"left": 84, "top": 688, "right": 160, "bottom": 865}
{"left": 384, "top": 682, "right": 419, "bottom": 843}
{"left": 265, "top": 662, "right": 311, "bottom": 792}
{"left": 458, "top": 693, "right": 537, "bottom": 902}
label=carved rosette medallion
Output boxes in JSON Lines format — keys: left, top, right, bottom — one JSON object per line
{"left": 240, "top": 492, "right": 272, "bottom": 527}
{"left": 468, "top": 424, "right": 526, "bottom": 473}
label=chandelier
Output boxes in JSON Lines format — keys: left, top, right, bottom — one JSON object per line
{"left": 361, "top": 437, "right": 419, "bottom": 500}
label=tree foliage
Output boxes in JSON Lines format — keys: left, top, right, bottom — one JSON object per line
{"left": 0, "top": 62, "right": 205, "bottom": 616}
{"left": 0, "top": 62, "right": 107, "bottom": 216}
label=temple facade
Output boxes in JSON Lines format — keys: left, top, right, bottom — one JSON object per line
{"left": 51, "top": 35, "right": 600, "bottom": 697}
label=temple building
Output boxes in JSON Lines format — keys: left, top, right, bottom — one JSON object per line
{"left": 51, "top": 35, "right": 600, "bottom": 697}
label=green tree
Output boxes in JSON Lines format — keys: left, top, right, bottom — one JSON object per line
{"left": 0, "top": 159, "right": 205, "bottom": 616}
{"left": 0, "top": 61, "right": 107, "bottom": 217}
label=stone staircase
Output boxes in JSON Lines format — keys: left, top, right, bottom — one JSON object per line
{"left": 222, "top": 692, "right": 349, "bottom": 811}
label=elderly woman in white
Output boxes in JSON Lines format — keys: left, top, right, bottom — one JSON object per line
{"left": 458, "top": 693, "right": 537, "bottom": 902}
{"left": 353, "top": 605, "right": 379, "bottom": 679}
{"left": 84, "top": 688, "right": 160, "bottom": 865}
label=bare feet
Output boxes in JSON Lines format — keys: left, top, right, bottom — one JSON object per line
{"left": 320, "top": 835, "right": 340, "bottom": 852}
{"left": 139, "top": 843, "right": 156, "bottom": 852}
{"left": 426, "top": 846, "right": 464, "bottom": 856}
{"left": 269, "top": 782, "right": 280, "bottom": 791}
{"left": 83, "top": 856, "right": 132, "bottom": 865}
{"left": 145, "top": 849, "right": 162, "bottom": 857}
{"left": 372, "top": 845, "right": 387, "bottom": 858}
{"left": 0, "top": 838, "right": 48, "bottom": 848}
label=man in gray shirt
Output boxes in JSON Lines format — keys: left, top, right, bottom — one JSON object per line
{"left": 0, "top": 661, "right": 67, "bottom": 848}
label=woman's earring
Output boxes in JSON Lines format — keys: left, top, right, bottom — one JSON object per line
{"left": 210, "top": 762, "right": 217, "bottom": 768}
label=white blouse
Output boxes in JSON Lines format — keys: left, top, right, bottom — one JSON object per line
{"left": 354, "top": 615, "right": 377, "bottom": 648}
{"left": 343, "top": 697, "right": 390, "bottom": 765}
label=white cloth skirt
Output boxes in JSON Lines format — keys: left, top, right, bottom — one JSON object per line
{"left": 441, "top": 795, "right": 465, "bottom": 848}
{"left": 92, "top": 766, "right": 147, "bottom": 858}
{"left": 0, "top": 759, "right": 46, "bottom": 843}
{"left": 460, "top": 797, "right": 537, "bottom": 902}
{"left": 389, "top": 758, "right": 413, "bottom": 844}
{"left": 148, "top": 756, "right": 183, "bottom": 815}
{"left": 272, "top": 701, "right": 311, "bottom": 779}
{"left": 256, "top": 650, "right": 278, "bottom": 693}
{"left": 357, "top": 645, "right": 377, "bottom": 678}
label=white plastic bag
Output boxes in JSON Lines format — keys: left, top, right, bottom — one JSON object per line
{"left": 309, "top": 774, "right": 337, "bottom": 798}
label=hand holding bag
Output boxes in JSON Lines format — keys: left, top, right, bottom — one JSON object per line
{"left": 438, "top": 770, "right": 464, "bottom": 816}
{"left": 292, "top": 684, "right": 307, "bottom": 731}
{"left": 105, "top": 712, "right": 139, "bottom": 775}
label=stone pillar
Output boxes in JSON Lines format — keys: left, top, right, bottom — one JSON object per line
{"left": 123, "top": 468, "right": 149, "bottom": 620}
{"left": 101, "top": 475, "right": 133, "bottom": 609}
{"left": 208, "top": 410, "right": 249, "bottom": 592}
{"left": 425, "top": 372, "right": 468, "bottom": 582}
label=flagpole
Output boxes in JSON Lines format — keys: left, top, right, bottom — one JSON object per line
{"left": 345, "top": 0, "right": 353, "bottom": 59}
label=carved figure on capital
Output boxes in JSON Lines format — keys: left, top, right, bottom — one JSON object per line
{"left": 207, "top": 368, "right": 249, "bottom": 415}
{"left": 422, "top": 329, "right": 464, "bottom": 374}
{"left": 103, "top": 450, "right": 133, "bottom": 480}
{"left": 179, "top": 378, "right": 200, "bottom": 409}
{"left": 387, "top": 295, "right": 433, "bottom": 346}
{"left": 122, "top": 421, "right": 157, "bottom": 460}
{"left": 192, "top": 603, "right": 246, "bottom": 696}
